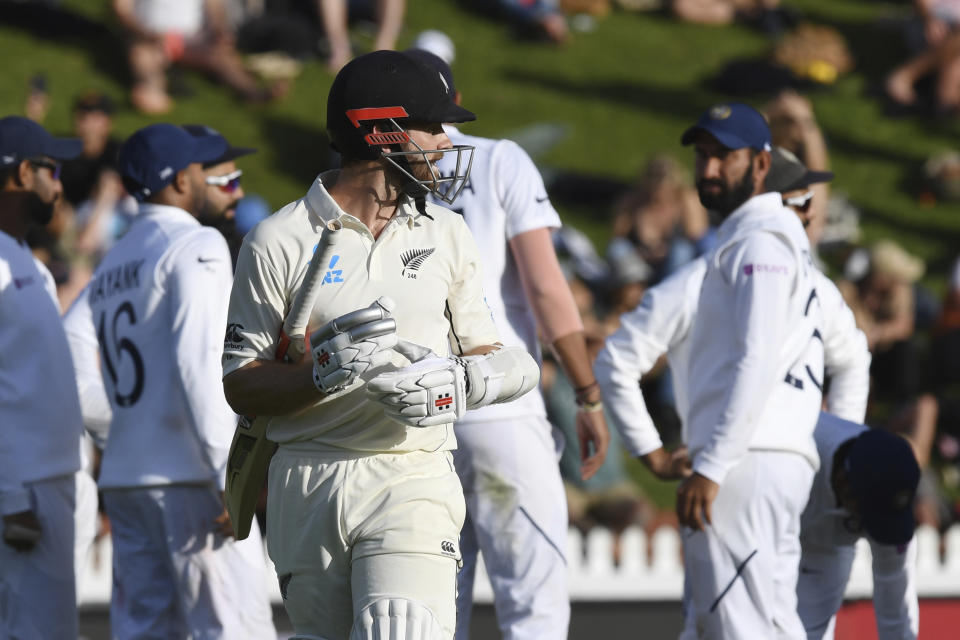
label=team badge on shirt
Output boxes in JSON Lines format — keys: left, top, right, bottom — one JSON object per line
{"left": 400, "top": 248, "right": 435, "bottom": 279}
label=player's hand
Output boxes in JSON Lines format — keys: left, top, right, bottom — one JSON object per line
{"left": 366, "top": 349, "right": 467, "bottom": 428}
{"left": 310, "top": 297, "right": 398, "bottom": 394}
{"left": 676, "top": 472, "right": 719, "bottom": 531}
{"left": 214, "top": 492, "right": 236, "bottom": 538}
{"left": 576, "top": 407, "right": 610, "bottom": 481}
{"left": 3, "top": 510, "right": 42, "bottom": 552}
{"left": 642, "top": 446, "right": 692, "bottom": 481}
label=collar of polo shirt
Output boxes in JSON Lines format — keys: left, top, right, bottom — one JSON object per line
{"left": 305, "top": 171, "right": 421, "bottom": 232}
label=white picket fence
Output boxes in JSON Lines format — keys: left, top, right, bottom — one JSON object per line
{"left": 77, "top": 524, "right": 960, "bottom": 607}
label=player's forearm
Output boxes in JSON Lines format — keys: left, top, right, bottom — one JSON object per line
{"left": 871, "top": 537, "right": 919, "bottom": 639}
{"left": 595, "top": 339, "right": 662, "bottom": 456}
{"left": 223, "top": 359, "right": 321, "bottom": 417}
{"left": 551, "top": 331, "right": 598, "bottom": 402}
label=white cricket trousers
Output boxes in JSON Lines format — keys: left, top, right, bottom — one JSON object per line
{"left": 452, "top": 416, "right": 569, "bottom": 640}
{"left": 268, "top": 446, "right": 466, "bottom": 639}
{"left": 681, "top": 451, "right": 815, "bottom": 640}
{"left": 102, "top": 484, "right": 276, "bottom": 639}
{"left": 0, "top": 474, "right": 76, "bottom": 640}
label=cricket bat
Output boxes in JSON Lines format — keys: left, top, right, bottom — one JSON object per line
{"left": 225, "top": 219, "right": 342, "bottom": 539}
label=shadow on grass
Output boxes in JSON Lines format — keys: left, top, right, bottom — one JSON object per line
{"left": 0, "top": 0, "right": 127, "bottom": 84}
{"left": 258, "top": 115, "right": 338, "bottom": 186}
{"left": 502, "top": 69, "right": 726, "bottom": 123}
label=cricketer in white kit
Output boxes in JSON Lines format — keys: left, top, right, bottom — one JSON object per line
{"left": 88, "top": 123, "right": 275, "bottom": 638}
{"left": 223, "top": 51, "right": 540, "bottom": 640}
{"left": 405, "top": 46, "right": 609, "bottom": 640}
{"left": 0, "top": 116, "right": 87, "bottom": 639}
{"left": 798, "top": 414, "right": 920, "bottom": 640}
{"left": 433, "top": 127, "right": 570, "bottom": 638}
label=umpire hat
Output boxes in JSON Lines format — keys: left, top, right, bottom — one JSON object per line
{"left": 765, "top": 147, "right": 833, "bottom": 193}
{"left": 182, "top": 124, "right": 256, "bottom": 168}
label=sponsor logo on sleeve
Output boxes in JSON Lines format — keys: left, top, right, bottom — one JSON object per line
{"left": 743, "top": 263, "right": 788, "bottom": 276}
{"left": 224, "top": 323, "right": 246, "bottom": 349}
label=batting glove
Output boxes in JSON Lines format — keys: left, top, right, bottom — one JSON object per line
{"left": 366, "top": 351, "right": 467, "bottom": 428}
{"left": 310, "top": 297, "right": 397, "bottom": 394}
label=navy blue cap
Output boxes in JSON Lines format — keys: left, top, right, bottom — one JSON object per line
{"left": 118, "top": 123, "right": 227, "bottom": 202}
{"left": 681, "top": 103, "right": 772, "bottom": 152}
{"left": 181, "top": 124, "right": 256, "bottom": 168}
{"left": 846, "top": 429, "right": 920, "bottom": 546}
{"left": 0, "top": 116, "right": 82, "bottom": 168}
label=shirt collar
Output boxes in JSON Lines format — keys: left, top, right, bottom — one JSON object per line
{"left": 137, "top": 202, "right": 200, "bottom": 227}
{"left": 306, "top": 171, "right": 424, "bottom": 233}
{"left": 716, "top": 191, "right": 784, "bottom": 242}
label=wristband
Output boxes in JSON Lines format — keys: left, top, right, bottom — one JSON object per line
{"left": 577, "top": 400, "right": 603, "bottom": 413}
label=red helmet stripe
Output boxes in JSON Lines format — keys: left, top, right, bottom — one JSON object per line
{"left": 346, "top": 107, "right": 410, "bottom": 128}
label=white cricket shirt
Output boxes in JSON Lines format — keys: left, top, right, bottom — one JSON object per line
{"left": 0, "top": 231, "right": 83, "bottom": 515}
{"left": 685, "top": 192, "right": 824, "bottom": 483}
{"left": 800, "top": 412, "right": 918, "bottom": 638}
{"left": 431, "top": 125, "right": 561, "bottom": 422}
{"left": 595, "top": 252, "right": 869, "bottom": 458}
{"left": 223, "top": 172, "right": 499, "bottom": 452}
{"left": 88, "top": 204, "right": 236, "bottom": 490}
{"left": 64, "top": 284, "right": 112, "bottom": 448}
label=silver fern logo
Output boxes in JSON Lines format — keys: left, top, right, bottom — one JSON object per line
{"left": 401, "top": 248, "right": 435, "bottom": 279}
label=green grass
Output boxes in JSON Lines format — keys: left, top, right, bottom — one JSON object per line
{"left": 3, "top": 0, "right": 958, "bottom": 505}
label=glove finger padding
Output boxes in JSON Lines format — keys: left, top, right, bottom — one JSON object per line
{"left": 366, "top": 357, "right": 466, "bottom": 427}
{"left": 310, "top": 297, "right": 398, "bottom": 394}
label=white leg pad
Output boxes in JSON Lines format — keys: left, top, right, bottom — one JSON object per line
{"left": 349, "top": 598, "right": 445, "bottom": 640}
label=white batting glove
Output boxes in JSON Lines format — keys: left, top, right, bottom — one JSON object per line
{"left": 310, "top": 297, "right": 397, "bottom": 394}
{"left": 366, "top": 349, "right": 467, "bottom": 428}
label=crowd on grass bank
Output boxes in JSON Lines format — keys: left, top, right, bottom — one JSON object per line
{"left": 9, "top": 0, "right": 960, "bottom": 544}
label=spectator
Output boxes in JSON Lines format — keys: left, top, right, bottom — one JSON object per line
{"left": 886, "top": 0, "right": 960, "bottom": 114}
{"left": 839, "top": 240, "right": 926, "bottom": 404}
{"left": 764, "top": 90, "right": 831, "bottom": 246}
{"left": 319, "top": 0, "right": 407, "bottom": 71}
{"left": 113, "top": 0, "right": 286, "bottom": 113}
{"left": 466, "top": 0, "right": 569, "bottom": 44}
{"left": 672, "top": 0, "right": 788, "bottom": 33}
{"left": 609, "top": 154, "right": 713, "bottom": 285}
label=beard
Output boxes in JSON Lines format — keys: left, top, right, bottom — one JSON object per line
{"left": 26, "top": 192, "right": 56, "bottom": 227}
{"left": 696, "top": 163, "right": 755, "bottom": 218}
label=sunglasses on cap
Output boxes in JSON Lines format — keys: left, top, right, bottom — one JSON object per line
{"left": 783, "top": 190, "right": 814, "bottom": 213}
{"left": 205, "top": 169, "right": 242, "bottom": 193}
{"left": 29, "top": 158, "right": 61, "bottom": 181}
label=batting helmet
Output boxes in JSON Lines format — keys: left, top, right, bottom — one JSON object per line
{"left": 326, "top": 50, "right": 475, "bottom": 204}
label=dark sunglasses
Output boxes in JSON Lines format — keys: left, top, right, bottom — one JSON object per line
{"left": 205, "top": 169, "right": 242, "bottom": 193}
{"left": 783, "top": 190, "right": 814, "bottom": 213}
{"left": 29, "top": 158, "right": 61, "bottom": 181}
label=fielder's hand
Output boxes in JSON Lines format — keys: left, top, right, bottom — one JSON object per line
{"left": 642, "top": 446, "right": 693, "bottom": 481}
{"left": 310, "top": 297, "right": 398, "bottom": 394}
{"left": 576, "top": 408, "right": 610, "bottom": 481}
{"left": 3, "top": 510, "right": 42, "bottom": 552}
{"left": 676, "top": 472, "right": 719, "bottom": 532}
{"left": 366, "top": 353, "right": 467, "bottom": 428}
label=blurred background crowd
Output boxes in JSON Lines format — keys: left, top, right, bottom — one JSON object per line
{"left": 3, "top": 0, "right": 960, "bottom": 550}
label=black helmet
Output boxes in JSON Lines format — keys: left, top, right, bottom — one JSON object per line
{"left": 326, "top": 50, "right": 475, "bottom": 204}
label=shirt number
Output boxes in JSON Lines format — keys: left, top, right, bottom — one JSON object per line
{"left": 98, "top": 301, "right": 145, "bottom": 407}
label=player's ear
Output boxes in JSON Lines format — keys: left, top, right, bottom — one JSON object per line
{"left": 754, "top": 149, "right": 771, "bottom": 184}
{"left": 171, "top": 168, "right": 190, "bottom": 194}
{"left": 14, "top": 159, "right": 33, "bottom": 189}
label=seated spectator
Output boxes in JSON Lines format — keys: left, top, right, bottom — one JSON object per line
{"left": 465, "top": 0, "right": 569, "bottom": 44}
{"left": 318, "top": 0, "right": 407, "bottom": 71}
{"left": 764, "top": 90, "right": 831, "bottom": 246}
{"left": 672, "top": 0, "right": 787, "bottom": 33}
{"left": 839, "top": 240, "right": 926, "bottom": 404}
{"left": 113, "top": 0, "right": 286, "bottom": 113}
{"left": 886, "top": 0, "right": 960, "bottom": 114}
{"left": 609, "top": 154, "right": 713, "bottom": 285}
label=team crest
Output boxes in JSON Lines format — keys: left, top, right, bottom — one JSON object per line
{"left": 709, "top": 104, "right": 732, "bottom": 120}
{"left": 401, "top": 248, "right": 435, "bottom": 279}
